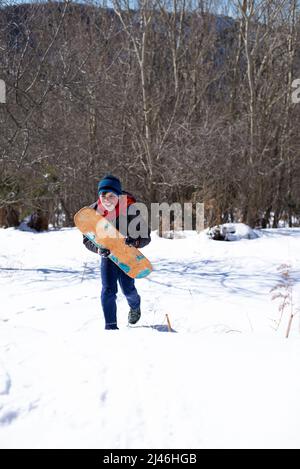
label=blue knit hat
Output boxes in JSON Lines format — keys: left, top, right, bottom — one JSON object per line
{"left": 98, "top": 175, "right": 122, "bottom": 196}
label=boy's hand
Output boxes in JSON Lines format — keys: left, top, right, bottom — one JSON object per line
{"left": 125, "top": 236, "right": 140, "bottom": 248}
{"left": 99, "top": 247, "right": 110, "bottom": 257}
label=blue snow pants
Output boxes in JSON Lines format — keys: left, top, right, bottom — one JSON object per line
{"left": 101, "top": 257, "right": 141, "bottom": 329}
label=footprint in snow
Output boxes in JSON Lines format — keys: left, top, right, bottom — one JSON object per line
{"left": 0, "top": 369, "right": 11, "bottom": 396}
{"left": 0, "top": 410, "right": 19, "bottom": 426}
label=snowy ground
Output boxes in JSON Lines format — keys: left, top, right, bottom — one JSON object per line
{"left": 0, "top": 226, "right": 300, "bottom": 449}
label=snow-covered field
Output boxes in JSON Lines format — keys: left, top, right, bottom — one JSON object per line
{"left": 0, "top": 226, "right": 300, "bottom": 449}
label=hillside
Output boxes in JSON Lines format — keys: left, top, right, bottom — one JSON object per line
{"left": 0, "top": 227, "right": 300, "bottom": 448}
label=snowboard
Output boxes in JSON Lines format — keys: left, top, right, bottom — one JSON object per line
{"left": 74, "top": 207, "right": 153, "bottom": 279}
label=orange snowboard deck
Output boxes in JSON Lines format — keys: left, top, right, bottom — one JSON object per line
{"left": 74, "top": 207, "right": 153, "bottom": 279}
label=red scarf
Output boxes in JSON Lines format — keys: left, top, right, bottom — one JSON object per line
{"left": 97, "top": 193, "right": 136, "bottom": 221}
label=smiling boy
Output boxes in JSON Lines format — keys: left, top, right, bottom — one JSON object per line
{"left": 83, "top": 175, "right": 151, "bottom": 330}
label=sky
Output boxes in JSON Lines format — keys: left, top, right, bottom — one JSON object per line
{"left": 0, "top": 0, "right": 237, "bottom": 18}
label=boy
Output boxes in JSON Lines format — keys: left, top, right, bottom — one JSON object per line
{"left": 83, "top": 175, "right": 151, "bottom": 330}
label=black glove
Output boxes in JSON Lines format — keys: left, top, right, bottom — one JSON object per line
{"left": 99, "top": 247, "right": 110, "bottom": 257}
{"left": 125, "top": 236, "right": 141, "bottom": 248}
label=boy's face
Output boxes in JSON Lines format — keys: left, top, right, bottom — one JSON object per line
{"left": 100, "top": 191, "right": 119, "bottom": 211}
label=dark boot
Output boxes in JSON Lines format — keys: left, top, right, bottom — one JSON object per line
{"left": 105, "top": 323, "right": 119, "bottom": 330}
{"left": 128, "top": 307, "right": 141, "bottom": 325}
